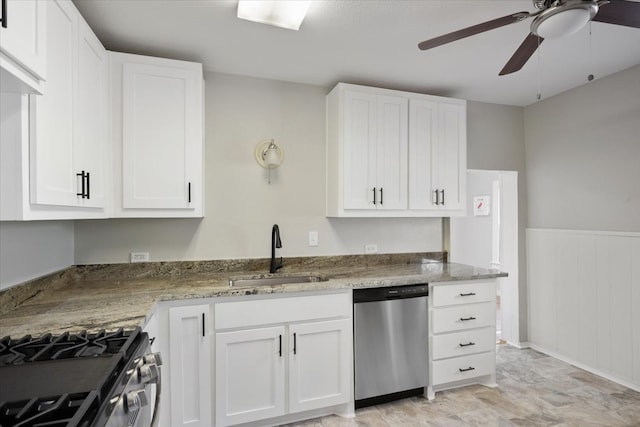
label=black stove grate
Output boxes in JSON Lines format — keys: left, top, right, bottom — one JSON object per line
{"left": 0, "top": 328, "right": 136, "bottom": 365}
{"left": 0, "top": 328, "right": 145, "bottom": 427}
{"left": 0, "top": 391, "right": 99, "bottom": 427}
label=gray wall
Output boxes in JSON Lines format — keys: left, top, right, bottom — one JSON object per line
{"left": 73, "top": 72, "right": 443, "bottom": 264}
{"left": 0, "top": 221, "right": 74, "bottom": 290}
{"left": 466, "top": 101, "right": 528, "bottom": 341}
{"left": 524, "top": 64, "right": 640, "bottom": 232}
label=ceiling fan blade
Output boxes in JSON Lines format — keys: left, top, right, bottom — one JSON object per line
{"left": 593, "top": 0, "right": 640, "bottom": 28}
{"left": 499, "top": 33, "right": 544, "bottom": 76}
{"left": 418, "top": 12, "right": 531, "bottom": 51}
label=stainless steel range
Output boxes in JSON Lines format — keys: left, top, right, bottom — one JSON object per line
{"left": 0, "top": 327, "right": 161, "bottom": 427}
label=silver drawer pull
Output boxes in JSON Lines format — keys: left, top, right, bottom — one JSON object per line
{"left": 459, "top": 342, "right": 476, "bottom": 347}
{"left": 459, "top": 292, "right": 476, "bottom": 296}
{"left": 459, "top": 366, "right": 475, "bottom": 372}
{"left": 460, "top": 316, "right": 477, "bottom": 321}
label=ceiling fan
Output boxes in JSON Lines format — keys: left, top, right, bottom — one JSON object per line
{"left": 418, "top": 0, "right": 640, "bottom": 76}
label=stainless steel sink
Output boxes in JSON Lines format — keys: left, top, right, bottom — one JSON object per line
{"left": 228, "top": 274, "right": 328, "bottom": 287}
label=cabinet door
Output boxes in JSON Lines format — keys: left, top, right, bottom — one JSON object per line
{"left": 409, "top": 99, "right": 466, "bottom": 213}
{"left": 29, "top": 0, "right": 77, "bottom": 207}
{"left": 169, "top": 305, "right": 212, "bottom": 427}
{"left": 122, "top": 61, "right": 202, "bottom": 211}
{"left": 408, "top": 98, "right": 438, "bottom": 210}
{"left": 376, "top": 95, "right": 407, "bottom": 210}
{"left": 0, "top": 0, "right": 46, "bottom": 80}
{"left": 74, "top": 17, "right": 107, "bottom": 208}
{"left": 289, "top": 319, "right": 351, "bottom": 414}
{"left": 215, "top": 327, "right": 286, "bottom": 427}
{"left": 436, "top": 102, "right": 466, "bottom": 211}
{"left": 343, "top": 90, "right": 377, "bottom": 210}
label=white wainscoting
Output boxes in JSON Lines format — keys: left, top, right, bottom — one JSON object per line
{"left": 527, "top": 228, "right": 640, "bottom": 391}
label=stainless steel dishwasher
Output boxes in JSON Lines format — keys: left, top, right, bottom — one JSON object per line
{"left": 353, "top": 283, "right": 429, "bottom": 408}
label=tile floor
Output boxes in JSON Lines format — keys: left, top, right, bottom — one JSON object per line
{"left": 287, "top": 345, "right": 640, "bottom": 426}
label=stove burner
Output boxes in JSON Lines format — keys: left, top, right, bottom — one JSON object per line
{"left": 0, "top": 328, "right": 134, "bottom": 365}
{"left": 0, "top": 328, "right": 151, "bottom": 427}
{"left": 0, "top": 391, "right": 99, "bottom": 427}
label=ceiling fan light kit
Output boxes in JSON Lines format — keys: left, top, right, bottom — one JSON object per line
{"left": 531, "top": 0, "right": 598, "bottom": 39}
{"left": 417, "top": 0, "right": 640, "bottom": 76}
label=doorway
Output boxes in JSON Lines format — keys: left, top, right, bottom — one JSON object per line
{"left": 449, "top": 170, "right": 519, "bottom": 345}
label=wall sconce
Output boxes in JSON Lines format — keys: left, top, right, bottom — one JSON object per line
{"left": 255, "top": 139, "right": 284, "bottom": 184}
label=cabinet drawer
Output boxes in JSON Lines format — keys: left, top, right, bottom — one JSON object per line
{"left": 432, "top": 351, "right": 495, "bottom": 385}
{"left": 432, "top": 327, "right": 495, "bottom": 360}
{"left": 432, "top": 281, "right": 496, "bottom": 307}
{"left": 215, "top": 293, "right": 351, "bottom": 330}
{"left": 432, "top": 302, "right": 494, "bottom": 334}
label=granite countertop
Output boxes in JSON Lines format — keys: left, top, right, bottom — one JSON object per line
{"left": 0, "top": 253, "right": 506, "bottom": 338}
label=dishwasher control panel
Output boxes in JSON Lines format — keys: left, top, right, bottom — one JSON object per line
{"left": 353, "top": 283, "right": 428, "bottom": 303}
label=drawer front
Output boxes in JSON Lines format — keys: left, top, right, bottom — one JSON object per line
{"left": 432, "top": 302, "right": 495, "bottom": 334}
{"left": 432, "top": 327, "right": 495, "bottom": 360}
{"left": 215, "top": 292, "right": 350, "bottom": 330}
{"left": 432, "top": 351, "right": 495, "bottom": 385}
{"left": 432, "top": 281, "right": 496, "bottom": 307}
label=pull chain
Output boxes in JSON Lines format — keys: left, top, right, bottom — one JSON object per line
{"left": 587, "top": 21, "right": 594, "bottom": 82}
{"left": 536, "top": 36, "right": 542, "bottom": 101}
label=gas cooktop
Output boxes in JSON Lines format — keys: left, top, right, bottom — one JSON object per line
{"left": 0, "top": 328, "right": 154, "bottom": 427}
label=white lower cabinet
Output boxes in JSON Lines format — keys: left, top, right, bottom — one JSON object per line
{"left": 214, "top": 292, "right": 353, "bottom": 427}
{"left": 169, "top": 305, "right": 212, "bottom": 427}
{"left": 215, "top": 326, "right": 286, "bottom": 426}
{"left": 288, "top": 319, "right": 351, "bottom": 414}
{"left": 428, "top": 280, "right": 497, "bottom": 399}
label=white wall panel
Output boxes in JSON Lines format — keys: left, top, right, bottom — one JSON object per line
{"left": 632, "top": 238, "right": 640, "bottom": 385}
{"left": 527, "top": 228, "right": 640, "bottom": 390}
{"left": 577, "top": 235, "right": 597, "bottom": 368}
{"left": 595, "top": 235, "right": 612, "bottom": 374}
{"left": 609, "top": 236, "right": 633, "bottom": 380}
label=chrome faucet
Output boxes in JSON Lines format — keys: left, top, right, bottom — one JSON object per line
{"left": 270, "top": 224, "right": 283, "bottom": 273}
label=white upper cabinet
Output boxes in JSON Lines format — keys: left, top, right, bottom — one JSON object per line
{"left": 110, "top": 52, "right": 204, "bottom": 218}
{"left": 74, "top": 17, "right": 108, "bottom": 209}
{"left": 327, "top": 83, "right": 466, "bottom": 217}
{"left": 409, "top": 98, "right": 466, "bottom": 215}
{"left": 0, "top": 0, "right": 47, "bottom": 93}
{"left": 29, "top": 0, "right": 77, "bottom": 208}
{"left": 327, "top": 84, "right": 408, "bottom": 216}
{"left": 1, "top": 0, "right": 108, "bottom": 220}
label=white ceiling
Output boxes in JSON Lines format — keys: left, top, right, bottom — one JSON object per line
{"left": 73, "top": 0, "right": 640, "bottom": 106}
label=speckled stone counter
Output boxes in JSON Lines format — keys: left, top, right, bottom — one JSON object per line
{"left": 0, "top": 253, "right": 506, "bottom": 338}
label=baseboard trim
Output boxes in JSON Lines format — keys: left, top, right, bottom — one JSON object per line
{"left": 527, "top": 343, "right": 640, "bottom": 392}
{"left": 507, "top": 341, "right": 530, "bottom": 349}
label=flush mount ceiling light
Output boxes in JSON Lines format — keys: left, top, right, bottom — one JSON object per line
{"left": 237, "top": 0, "right": 311, "bottom": 31}
{"left": 531, "top": 0, "right": 598, "bottom": 39}
{"left": 255, "top": 139, "right": 284, "bottom": 184}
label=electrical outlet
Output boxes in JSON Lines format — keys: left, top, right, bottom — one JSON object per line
{"left": 130, "top": 252, "right": 149, "bottom": 263}
{"left": 364, "top": 244, "right": 378, "bottom": 254}
{"left": 308, "top": 231, "right": 318, "bottom": 247}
